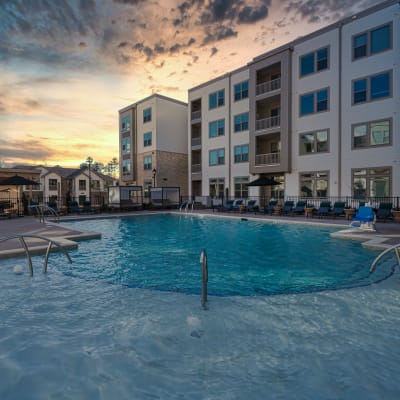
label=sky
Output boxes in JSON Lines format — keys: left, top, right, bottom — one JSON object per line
{"left": 0, "top": 0, "right": 385, "bottom": 167}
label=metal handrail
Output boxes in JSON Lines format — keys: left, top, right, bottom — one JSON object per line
{"left": 29, "top": 204, "right": 59, "bottom": 223}
{"left": 0, "top": 234, "right": 72, "bottom": 276}
{"left": 370, "top": 243, "right": 400, "bottom": 273}
{"left": 200, "top": 249, "right": 208, "bottom": 309}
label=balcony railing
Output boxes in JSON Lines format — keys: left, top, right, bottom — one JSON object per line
{"left": 255, "top": 152, "right": 280, "bottom": 166}
{"left": 191, "top": 110, "right": 201, "bottom": 120}
{"left": 256, "top": 77, "right": 281, "bottom": 96}
{"left": 191, "top": 164, "right": 201, "bottom": 173}
{"left": 256, "top": 115, "right": 280, "bottom": 131}
{"left": 191, "top": 137, "right": 201, "bottom": 147}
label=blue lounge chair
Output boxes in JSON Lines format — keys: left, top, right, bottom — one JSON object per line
{"left": 331, "top": 201, "right": 345, "bottom": 218}
{"left": 246, "top": 199, "right": 258, "bottom": 212}
{"left": 261, "top": 200, "right": 278, "bottom": 214}
{"left": 281, "top": 201, "right": 294, "bottom": 215}
{"left": 376, "top": 202, "right": 393, "bottom": 222}
{"left": 292, "top": 201, "right": 307, "bottom": 215}
{"left": 82, "top": 200, "right": 95, "bottom": 213}
{"left": 315, "top": 201, "right": 331, "bottom": 218}
{"left": 232, "top": 199, "right": 244, "bottom": 212}
{"left": 68, "top": 200, "right": 81, "bottom": 213}
{"left": 221, "top": 199, "right": 234, "bottom": 212}
{"left": 351, "top": 206, "right": 376, "bottom": 231}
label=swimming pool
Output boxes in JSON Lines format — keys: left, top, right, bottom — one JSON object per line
{"left": 58, "top": 214, "right": 393, "bottom": 295}
{"left": 0, "top": 214, "right": 399, "bottom": 399}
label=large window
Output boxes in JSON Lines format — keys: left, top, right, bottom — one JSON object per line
{"left": 352, "top": 119, "right": 391, "bottom": 149}
{"left": 300, "top": 88, "right": 329, "bottom": 116}
{"left": 300, "top": 47, "right": 329, "bottom": 77}
{"left": 353, "top": 71, "right": 391, "bottom": 104}
{"left": 122, "top": 137, "right": 131, "bottom": 154}
{"left": 48, "top": 179, "right": 57, "bottom": 191}
{"left": 234, "top": 81, "right": 249, "bottom": 101}
{"left": 299, "top": 171, "right": 329, "bottom": 197}
{"left": 299, "top": 130, "right": 329, "bottom": 155}
{"left": 234, "top": 177, "right": 249, "bottom": 198}
{"left": 234, "top": 145, "right": 249, "bottom": 163}
{"left": 144, "top": 132, "right": 152, "bottom": 147}
{"left": 143, "top": 107, "right": 152, "bottom": 123}
{"left": 209, "top": 149, "right": 225, "bottom": 166}
{"left": 79, "top": 180, "right": 86, "bottom": 191}
{"left": 234, "top": 113, "right": 249, "bottom": 132}
{"left": 209, "top": 119, "right": 225, "bottom": 138}
{"left": 352, "top": 168, "right": 391, "bottom": 198}
{"left": 143, "top": 156, "right": 152, "bottom": 170}
{"left": 209, "top": 90, "right": 225, "bottom": 109}
{"left": 209, "top": 178, "right": 225, "bottom": 198}
{"left": 121, "top": 116, "right": 131, "bottom": 132}
{"left": 122, "top": 160, "right": 131, "bottom": 176}
{"left": 353, "top": 23, "right": 391, "bottom": 60}
{"left": 92, "top": 180, "right": 100, "bottom": 190}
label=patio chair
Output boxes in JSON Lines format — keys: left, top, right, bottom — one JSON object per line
{"left": 260, "top": 200, "right": 278, "bottom": 214}
{"left": 375, "top": 202, "right": 393, "bottom": 222}
{"left": 331, "top": 201, "right": 345, "bottom": 218}
{"left": 82, "top": 200, "right": 95, "bottom": 213}
{"left": 292, "top": 201, "right": 307, "bottom": 215}
{"left": 246, "top": 199, "right": 258, "bottom": 212}
{"left": 315, "top": 201, "right": 331, "bottom": 218}
{"left": 232, "top": 199, "right": 244, "bottom": 212}
{"left": 68, "top": 200, "right": 82, "bottom": 214}
{"left": 220, "top": 199, "right": 234, "bottom": 212}
{"left": 280, "top": 201, "right": 294, "bottom": 215}
{"left": 350, "top": 206, "right": 376, "bottom": 231}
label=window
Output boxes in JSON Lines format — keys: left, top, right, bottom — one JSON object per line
{"left": 209, "top": 119, "right": 225, "bottom": 138}
{"left": 143, "top": 107, "right": 152, "bottom": 123}
{"left": 300, "top": 47, "right": 329, "bottom": 77}
{"left": 122, "top": 160, "right": 131, "bottom": 176}
{"left": 300, "top": 88, "right": 329, "bottom": 116}
{"left": 209, "top": 178, "right": 225, "bottom": 198}
{"left": 209, "top": 90, "right": 225, "bottom": 109}
{"left": 48, "top": 179, "right": 57, "bottom": 191}
{"left": 209, "top": 149, "right": 225, "bottom": 166}
{"left": 352, "top": 119, "right": 391, "bottom": 149}
{"left": 299, "top": 130, "right": 329, "bottom": 155}
{"left": 144, "top": 156, "right": 152, "bottom": 170}
{"left": 234, "top": 81, "right": 248, "bottom": 101}
{"left": 91, "top": 180, "right": 100, "bottom": 190}
{"left": 121, "top": 116, "right": 131, "bottom": 132}
{"left": 144, "top": 132, "right": 152, "bottom": 147}
{"left": 353, "top": 23, "right": 391, "bottom": 60}
{"left": 234, "top": 177, "right": 249, "bottom": 198}
{"left": 353, "top": 71, "right": 391, "bottom": 104}
{"left": 234, "top": 113, "right": 249, "bottom": 132}
{"left": 122, "top": 137, "right": 131, "bottom": 153}
{"left": 300, "top": 171, "right": 329, "bottom": 197}
{"left": 79, "top": 180, "right": 86, "bottom": 191}
{"left": 234, "top": 145, "right": 249, "bottom": 163}
{"left": 352, "top": 168, "right": 391, "bottom": 198}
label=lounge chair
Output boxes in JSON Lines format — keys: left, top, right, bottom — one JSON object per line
{"left": 315, "top": 201, "right": 331, "bottom": 218}
{"left": 260, "top": 200, "right": 278, "bottom": 214}
{"left": 376, "top": 202, "right": 393, "bottom": 222}
{"left": 232, "top": 199, "right": 244, "bottom": 212}
{"left": 68, "top": 200, "right": 81, "bottom": 213}
{"left": 280, "top": 201, "right": 294, "bottom": 215}
{"left": 292, "top": 201, "right": 307, "bottom": 215}
{"left": 350, "top": 206, "right": 376, "bottom": 231}
{"left": 331, "top": 201, "right": 345, "bottom": 218}
{"left": 82, "top": 200, "right": 95, "bottom": 213}
{"left": 221, "top": 199, "right": 234, "bottom": 212}
{"left": 246, "top": 199, "right": 258, "bottom": 212}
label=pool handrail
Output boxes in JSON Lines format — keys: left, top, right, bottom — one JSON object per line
{"left": 200, "top": 249, "right": 208, "bottom": 309}
{"left": 369, "top": 243, "right": 400, "bottom": 273}
{"left": 0, "top": 234, "right": 72, "bottom": 276}
{"left": 29, "top": 204, "right": 59, "bottom": 223}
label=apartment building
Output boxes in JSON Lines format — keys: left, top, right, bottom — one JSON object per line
{"left": 188, "top": 0, "right": 400, "bottom": 201}
{"left": 119, "top": 94, "right": 188, "bottom": 196}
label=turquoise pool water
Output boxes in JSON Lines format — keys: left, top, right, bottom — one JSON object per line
{"left": 59, "top": 214, "right": 393, "bottom": 296}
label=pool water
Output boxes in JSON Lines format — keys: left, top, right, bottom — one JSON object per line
{"left": 58, "top": 214, "right": 393, "bottom": 295}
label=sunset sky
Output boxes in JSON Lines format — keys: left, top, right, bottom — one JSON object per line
{"left": 0, "top": 0, "right": 384, "bottom": 167}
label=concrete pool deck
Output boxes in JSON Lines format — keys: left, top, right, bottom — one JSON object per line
{"left": 0, "top": 211, "right": 399, "bottom": 258}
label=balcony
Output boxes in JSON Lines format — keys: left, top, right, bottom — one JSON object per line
{"left": 191, "top": 164, "right": 201, "bottom": 173}
{"left": 191, "top": 136, "right": 201, "bottom": 147}
{"left": 256, "top": 77, "right": 281, "bottom": 96}
{"left": 191, "top": 110, "right": 201, "bottom": 120}
{"left": 255, "top": 152, "right": 280, "bottom": 166}
{"left": 256, "top": 115, "right": 280, "bottom": 131}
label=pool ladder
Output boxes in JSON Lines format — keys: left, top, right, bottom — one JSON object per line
{"left": 29, "top": 204, "right": 60, "bottom": 223}
{"left": 370, "top": 243, "right": 400, "bottom": 273}
{"left": 0, "top": 234, "right": 72, "bottom": 276}
{"left": 200, "top": 249, "right": 208, "bottom": 309}
{"left": 180, "top": 201, "right": 194, "bottom": 213}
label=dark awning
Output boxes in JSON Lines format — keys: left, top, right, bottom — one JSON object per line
{"left": 0, "top": 175, "right": 40, "bottom": 186}
{"left": 247, "top": 177, "right": 281, "bottom": 186}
